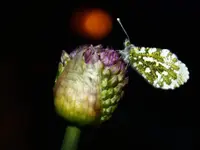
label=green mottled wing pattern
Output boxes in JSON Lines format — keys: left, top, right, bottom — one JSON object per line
{"left": 119, "top": 39, "right": 189, "bottom": 90}
{"left": 55, "top": 50, "right": 71, "bottom": 83}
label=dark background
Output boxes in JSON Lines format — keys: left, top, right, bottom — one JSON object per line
{"left": 1, "top": 0, "right": 199, "bottom": 150}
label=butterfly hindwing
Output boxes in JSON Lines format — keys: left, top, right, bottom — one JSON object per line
{"left": 120, "top": 39, "right": 189, "bottom": 90}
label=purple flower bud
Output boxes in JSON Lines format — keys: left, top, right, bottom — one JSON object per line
{"left": 84, "top": 46, "right": 99, "bottom": 64}
{"left": 100, "top": 49, "right": 120, "bottom": 66}
{"left": 70, "top": 50, "right": 78, "bottom": 58}
{"left": 54, "top": 44, "right": 129, "bottom": 126}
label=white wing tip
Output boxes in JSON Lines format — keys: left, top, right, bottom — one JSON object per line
{"left": 176, "top": 61, "right": 190, "bottom": 84}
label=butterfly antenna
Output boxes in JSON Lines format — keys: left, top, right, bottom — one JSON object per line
{"left": 117, "top": 18, "right": 130, "bottom": 41}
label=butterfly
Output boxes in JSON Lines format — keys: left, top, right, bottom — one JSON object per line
{"left": 117, "top": 18, "right": 189, "bottom": 90}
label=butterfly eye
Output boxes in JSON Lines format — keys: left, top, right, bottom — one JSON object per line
{"left": 124, "top": 39, "right": 131, "bottom": 47}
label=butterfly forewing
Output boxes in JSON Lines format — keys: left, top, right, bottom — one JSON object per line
{"left": 124, "top": 43, "right": 189, "bottom": 90}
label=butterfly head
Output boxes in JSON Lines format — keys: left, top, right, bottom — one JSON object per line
{"left": 124, "top": 39, "right": 131, "bottom": 47}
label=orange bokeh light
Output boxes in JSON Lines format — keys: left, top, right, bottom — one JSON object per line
{"left": 71, "top": 8, "right": 112, "bottom": 40}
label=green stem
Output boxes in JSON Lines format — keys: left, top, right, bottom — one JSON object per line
{"left": 61, "top": 126, "right": 81, "bottom": 150}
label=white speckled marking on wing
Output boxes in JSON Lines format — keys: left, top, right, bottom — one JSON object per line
{"left": 119, "top": 40, "right": 189, "bottom": 90}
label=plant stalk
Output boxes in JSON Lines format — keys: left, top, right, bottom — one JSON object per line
{"left": 61, "top": 126, "right": 81, "bottom": 150}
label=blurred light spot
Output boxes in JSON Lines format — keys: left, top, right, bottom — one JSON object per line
{"left": 71, "top": 8, "right": 113, "bottom": 40}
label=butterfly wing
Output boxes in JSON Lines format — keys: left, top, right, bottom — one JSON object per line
{"left": 119, "top": 40, "right": 189, "bottom": 90}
